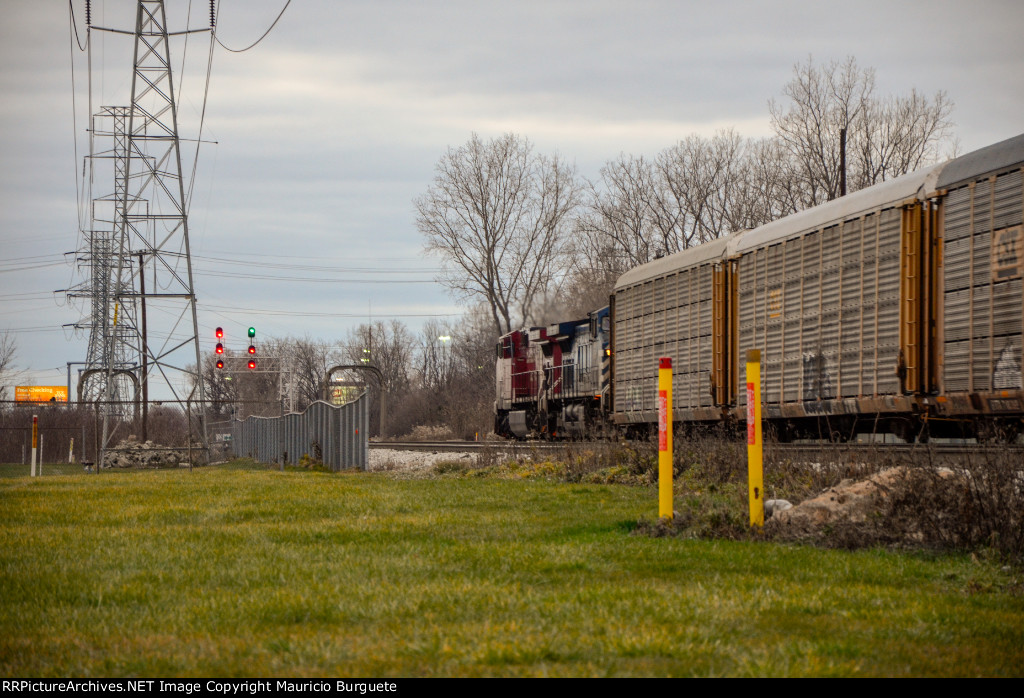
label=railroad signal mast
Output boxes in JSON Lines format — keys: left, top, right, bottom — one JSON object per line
{"left": 210, "top": 324, "right": 294, "bottom": 420}
{"left": 215, "top": 327, "right": 225, "bottom": 369}
{"left": 248, "top": 327, "right": 257, "bottom": 369}
{"left": 212, "top": 325, "right": 259, "bottom": 372}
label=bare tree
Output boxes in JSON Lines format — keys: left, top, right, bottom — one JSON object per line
{"left": 417, "top": 320, "right": 458, "bottom": 394}
{"left": 570, "top": 130, "right": 785, "bottom": 306}
{"left": 568, "top": 152, "right": 693, "bottom": 307}
{"left": 769, "top": 56, "right": 954, "bottom": 206}
{"left": 0, "top": 330, "right": 18, "bottom": 402}
{"left": 656, "top": 130, "right": 752, "bottom": 244}
{"left": 416, "top": 132, "right": 581, "bottom": 336}
{"left": 855, "top": 88, "right": 957, "bottom": 186}
{"left": 574, "top": 154, "right": 669, "bottom": 270}
{"left": 200, "top": 352, "right": 237, "bottom": 417}
{"left": 568, "top": 58, "right": 955, "bottom": 310}
{"left": 740, "top": 136, "right": 806, "bottom": 222}
{"left": 342, "top": 321, "right": 413, "bottom": 393}
{"left": 339, "top": 320, "right": 414, "bottom": 436}
{"left": 288, "top": 336, "right": 339, "bottom": 409}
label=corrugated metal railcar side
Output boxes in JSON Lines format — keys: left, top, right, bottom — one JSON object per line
{"left": 612, "top": 238, "right": 731, "bottom": 426}
{"left": 936, "top": 134, "right": 1024, "bottom": 429}
{"left": 733, "top": 165, "right": 944, "bottom": 434}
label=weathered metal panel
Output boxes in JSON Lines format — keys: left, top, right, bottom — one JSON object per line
{"left": 231, "top": 392, "right": 369, "bottom": 470}
{"left": 993, "top": 170, "right": 1023, "bottom": 230}
{"left": 737, "top": 164, "right": 945, "bottom": 255}
{"left": 733, "top": 202, "right": 907, "bottom": 407}
{"left": 943, "top": 186, "right": 973, "bottom": 242}
{"left": 942, "top": 164, "right": 1024, "bottom": 396}
{"left": 875, "top": 209, "right": 903, "bottom": 395}
{"left": 612, "top": 254, "right": 723, "bottom": 419}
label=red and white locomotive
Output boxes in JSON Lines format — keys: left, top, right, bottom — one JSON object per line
{"left": 495, "top": 308, "right": 610, "bottom": 439}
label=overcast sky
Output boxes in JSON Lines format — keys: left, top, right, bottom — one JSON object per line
{"left": 1, "top": 0, "right": 1022, "bottom": 393}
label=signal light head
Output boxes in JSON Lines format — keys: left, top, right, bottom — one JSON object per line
{"left": 248, "top": 327, "right": 256, "bottom": 338}
{"left": 216, "top": 359, "right": 224, "bottom": 369}
{"left": 215, "top": 327, "right": 223, "bottom": 339}
{"left": 248, "top": 359, "right": 256, "bottom": 370}
{"left": 248, "top": 344, "right": 256, "bottom": 355}
{"left": 215, "top": 343, "right": 224, "bottom": 354}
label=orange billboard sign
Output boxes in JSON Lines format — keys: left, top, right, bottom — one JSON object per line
{"left": 15, "top": 386, "right": 68, "bottom": 404}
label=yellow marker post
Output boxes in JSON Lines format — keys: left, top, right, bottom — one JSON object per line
{"left": 746, "top": 350, "right": 764, "bottom": 528}
{"left": 658, "top": 357, "right": 673, "bottom": 520}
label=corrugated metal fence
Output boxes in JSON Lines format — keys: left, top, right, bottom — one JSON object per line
{"left": 231, "top": 392, "right": 369, "bottom": 470}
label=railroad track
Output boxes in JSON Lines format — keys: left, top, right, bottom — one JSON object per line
{"left": 371, "top": 440, "right": 572, "bottom": 453}
{"left": 373, "top": 439, "right": 1022, "bottom": 464}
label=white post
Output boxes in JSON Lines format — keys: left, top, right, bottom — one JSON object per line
{"left": 30, "top": 415, "right": 38, "bottom": 477}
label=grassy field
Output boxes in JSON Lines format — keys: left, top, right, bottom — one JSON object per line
{"left": 1, "top": 463, "right": 1022, "bottom": 677}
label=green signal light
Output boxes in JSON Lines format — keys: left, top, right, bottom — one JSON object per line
{"left": 248, "top": 327, "right": 256, "bottom": 338}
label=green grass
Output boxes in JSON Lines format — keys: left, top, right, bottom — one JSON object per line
{"left": 1, "top": 465, "right": 1022, "bottom": 677}
{"left": 0, "top": 462, "right": 96, "bottom": 478}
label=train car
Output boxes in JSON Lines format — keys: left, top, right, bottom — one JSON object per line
{"left": 610, "top": 132, "right": 1024, "bottom": 441}
{"left": 494, "top": 133, "right": 1023, "bottom": 441}
{"left": 727, "top": 163, "right": 947, "bottom": 440}
{"left": 932, "top": 136, "right": 1024, "bottom": 438}
{"left": 495, "top": 307, "right": 610, "bottom": 438}
{"left": 611, "top": 236, "right": 738, "bottom": 431}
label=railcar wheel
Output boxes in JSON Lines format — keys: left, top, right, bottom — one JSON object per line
{"left": 895, "top": 418, "right": 929, "bottom": 444}
{"left": 766, "top": 421, "right": 793, "bottom": 443}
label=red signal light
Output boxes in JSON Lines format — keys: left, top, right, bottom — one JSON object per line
{"left": 248, "top": 359, "right": 256, "bottom": 370}
{"left": 216, "top": 359, "right": 224, "bottom": 369}
{"left": 248, "top": 344, "right": 256, "bottom": 355}
{"left": 215, "top": 343, "right": 224, "bottom": 354}
{"left": 215, "top": 327, "right": 223, "bottom": 339}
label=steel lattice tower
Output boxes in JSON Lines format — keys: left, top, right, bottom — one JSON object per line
{"left": 71, "top": 1, "right": 210, "bottom": 462}
{"left": 71, "top": 106, "right": 141, "bottom": 412}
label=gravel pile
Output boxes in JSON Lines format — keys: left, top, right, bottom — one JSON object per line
{"left": 368, "top": 448, "right": 477, "bottom": 477}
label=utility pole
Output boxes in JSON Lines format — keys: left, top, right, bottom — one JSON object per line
{"left": 137, "top": 252, "right": 148, "bottom": 442}
{"left": 840, "top": 127, "right": 848, "bottom": 197}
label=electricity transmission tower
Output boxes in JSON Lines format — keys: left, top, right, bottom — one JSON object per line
{"left": 69, "top": 1, "right": 213, "bottom": 463}
{"left": 70, "top": 106, "right": 140, "bottom": 412}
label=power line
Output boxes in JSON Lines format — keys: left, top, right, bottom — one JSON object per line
{"left": 0, "top": 253, "right": 68, "bottom": 265}
{"left": 190, "top": 253, "right": 439, "bottom": 273}
{"left": 196, "top": 248, "right": 431, "bottom": 263}
{"left": 68, "top": 0, "right": 88, "bottom": 52}
{"left": 185, "top": 1, "right": 217, "bottom": 211}
{"left": 0, "top": 262, "right": 67, "bottom": 274}
{"left": 215, "top": 0, "right": 292, "bottom": 53}
{"left": 199, "top": 304, "right": 458, "bottom": 320}
{"left": 191, "top": 269, "right": 436, "bottom": 283}
{"left": 0, "top": 292, "right": 58, "bottom": 301}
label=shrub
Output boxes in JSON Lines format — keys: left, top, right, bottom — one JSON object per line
{"left": 878, "top": 448, "right": 1024, "bottom": 559}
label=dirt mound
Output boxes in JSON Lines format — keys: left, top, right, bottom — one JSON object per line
{"left": 766, "top": 466, "right": 956, "bottom": 545}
